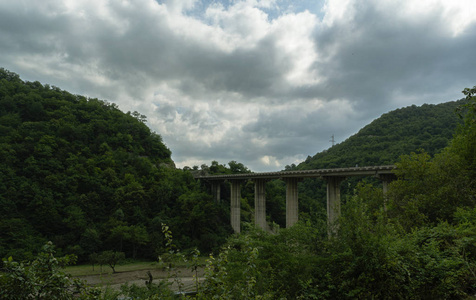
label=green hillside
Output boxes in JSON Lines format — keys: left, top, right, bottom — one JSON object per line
{"left": 0, "top": 68, "right": 230, "bottom": 260}
{"left": 288, "top": 99, "right": 466, "bottom": 227}
{"left": 1, "top": 68, "right": 475, "bottom": 299}
{"left": 296, "top": 100, "right": 463, "bottom": 170}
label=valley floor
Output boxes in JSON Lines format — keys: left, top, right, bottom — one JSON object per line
{"left": 77, "top": 267, "right": 204, "bottom": 292}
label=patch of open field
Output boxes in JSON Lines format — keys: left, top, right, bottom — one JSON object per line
{"left": 67, "top": 261, "right": 206, "bottom": 292}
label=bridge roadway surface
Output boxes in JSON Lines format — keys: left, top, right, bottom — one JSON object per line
{"left": 194, "top": 165, "right": 396, "bottom": 180}
{"left": 195, "top": 165, "right": 397, "bottom": 234}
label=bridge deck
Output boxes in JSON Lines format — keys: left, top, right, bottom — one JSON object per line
{"left": 194, "top": 165, "right": 396, "bottom": 181}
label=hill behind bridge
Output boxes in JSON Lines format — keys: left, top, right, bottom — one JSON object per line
{"left": 281, "top": 99, "right": 466, "bottom": 227}
{"left": 295, "top": 100, "right": 464, "bottom": 170}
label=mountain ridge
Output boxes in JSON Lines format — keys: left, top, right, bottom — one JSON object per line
{"left": 295, "top": 100, "right": 464, "bottom": 170}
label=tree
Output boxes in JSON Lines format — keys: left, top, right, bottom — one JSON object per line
{"left": 388, "top": 85, "right": 476, "bottom": 230}
{"left": 110, "top": 225, "right": 131, "bottom": 252}
{"left": 98, "top": 250, "right": 125, "bottom": 273}
{"left": 129, "top": 225, "right": 149, "bottom": 259}
{"left": 88, "top": 252, "right": 99, "bottom": 271}
{"left": 228, "top": 160, "right": 251, "bottom": 174}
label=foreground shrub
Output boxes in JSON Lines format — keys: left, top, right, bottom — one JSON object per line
{"left": 197, "top": 223, "right": 321, "bottom": 299}
{"left": 0, "top": 242, "right": 96, "bottom": 299}
{"left": 197, "top": 198, "right": 476, "bottom": 299}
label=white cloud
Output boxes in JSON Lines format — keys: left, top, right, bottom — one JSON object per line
{"left": 402, "top": 0, "right": 476, "bottom": 36}
{"left": 260, "top": 155, "right": 280, "bottom": 167}
{"left": 1, "top": 0, "right": 475, "bottom": 171}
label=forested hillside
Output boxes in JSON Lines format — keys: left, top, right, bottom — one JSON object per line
{"left": 287, "top": 100, "right": 465, "bottom": 226}
{"left": 297, "top": 100, "right": 462, "bottom": 170}
{"left": 296, "top": 100, "right": 463, "bottom": 170}
{"left": 0, "top": 68, "right": 231, "bottom": 261}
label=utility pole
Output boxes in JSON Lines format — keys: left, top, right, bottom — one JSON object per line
{"left": 329, "top": 134, "right": 335, "bottom": 147}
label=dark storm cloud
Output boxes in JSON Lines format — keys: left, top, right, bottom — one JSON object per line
{"left": 308, "top": 1, "right": 476, "bottom": 110}
{"left": 0, "top": 0, "right": 300, "bottom": 102}
{"left": 159, "top": 35, "right": 292, "bottom": 101}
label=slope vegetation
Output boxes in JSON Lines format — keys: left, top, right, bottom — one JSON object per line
{"left": 297, "top": 100, "right": 463, "bottom": 170}
{"left": 0, "top": 68, "right": 230, "bottom": 260}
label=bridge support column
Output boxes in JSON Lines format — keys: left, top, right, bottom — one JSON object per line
{"left": 230, "top": 180, "right": 242, "bottom": 233}
{"left": 285, "top": 178, "right": 299, "bottom": 228}
{"left": 379, "top": 174, "right": 396, "bottom": 195}
{"left": 325, "top": 176, "right": 346, "bottom": 236}
{"left": 211, "top": 182, "right": 221, "bottom": 203}
{"left": 378, "top": 174, "right": 397, "bottom": 210}
{"left": 254, "top": 179, "right": 267, "bottom": 230}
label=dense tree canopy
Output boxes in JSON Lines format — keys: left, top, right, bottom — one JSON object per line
{"left": 0, "top": 68, "right": 231, "bottom": 261}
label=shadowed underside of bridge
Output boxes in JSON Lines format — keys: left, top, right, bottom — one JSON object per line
{"left": 195, "top": 165, "right": 396, "bottom": 234}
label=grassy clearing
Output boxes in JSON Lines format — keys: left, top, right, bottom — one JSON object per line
{"left": 65, "top": 261, "right": 157, "bottom": 276}
{"left": 66, "top": 257, "right": 209, "bottom": 277}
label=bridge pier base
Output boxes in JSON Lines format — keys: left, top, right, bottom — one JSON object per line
{"left": 230, "top": 180, "right": 242, "bottom": 233}
{"left": 254, "top": 179, "right": 267, "bottom": 230}
{"left": 325, "top": 176, "right": 346, "bottom": 236}
{"left": 285, "top": 178, "right": 299, "bottom": 228}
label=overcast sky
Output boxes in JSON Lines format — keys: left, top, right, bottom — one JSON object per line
{"left": 1, "top": 0, "right": 475, "bottom": 171}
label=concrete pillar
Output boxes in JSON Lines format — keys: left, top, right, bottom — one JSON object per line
{"left": 254, "top": 179, "right": 267, "bottom": 230}
{"left": 325, "top": 176, "right": 346, "bottom": 236}
{"left": 230, "top": 180, "right": 242, "bottom": 233}
{"left": 382, "top": 180, "right": 389, "bottom": 195}
{"left": 379, "top": 174, "right": 396, "bottom": 195}
{"left": 285, "top": 178, "right": 299, "bottom": 228}
{"left": 211, "top": 182, "right": 221, "bottom": 203}
{"left": 378, "top": 174, "right": 396, "bottom": 210}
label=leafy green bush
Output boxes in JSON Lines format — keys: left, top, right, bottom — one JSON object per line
{"left": 197, "top": 224, "right": 322, "bottom": 299}
{"left": 196, "top": 184, "right": 476, "bottom": 299}
{"left": 0, "top": 242, "right": 96, "bottom": 299}
{"left": 120, "top": 281, "right": 175, "bottom": 300}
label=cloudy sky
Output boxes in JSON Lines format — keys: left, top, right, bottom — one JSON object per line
{"left": 1, "top": 0, "right": 475, "bottom": 171}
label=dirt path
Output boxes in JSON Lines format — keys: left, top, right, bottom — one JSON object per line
{"left": 78, "top": 267, "right": 204, "bottom": 292}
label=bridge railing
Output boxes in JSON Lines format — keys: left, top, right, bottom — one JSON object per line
{"left": 194, "top": 165, "right": 396, "bottom": 180}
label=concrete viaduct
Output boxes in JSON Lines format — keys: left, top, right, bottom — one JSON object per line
{"left": 195, "top": 165, "right": 396, "bottom": 233}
